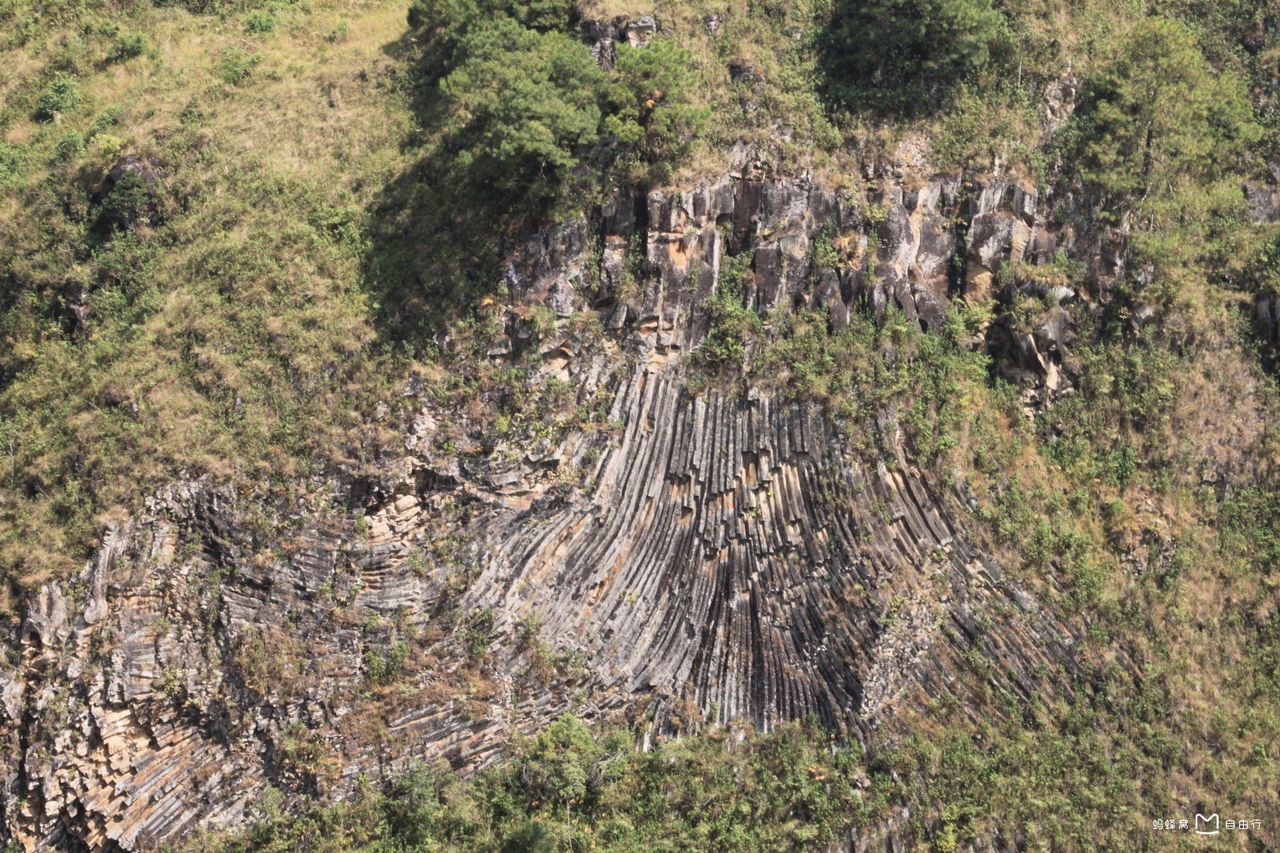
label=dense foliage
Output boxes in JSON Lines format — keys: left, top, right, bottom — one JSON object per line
{"left": 406, "top": 0, "right": 577, "bottom": 36}
{"left": 438, "top": 17, "right": 606, "bottom": 210}
{"left": 1061, "top": 16, "right": 1264, "bottom": 308}
{"left": 1070, "top": 17, "right": 1259, "bottom": 205}
{"left": 175, "top": 717, "right": 892, "bottom": 853}
{"left": 407, "top": 0, "right": 704, "bottom": 215}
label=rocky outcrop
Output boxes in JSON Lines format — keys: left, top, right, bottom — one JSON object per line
{"left": 0, "top": 402, "right": 1080, "bottom": 850}
{"left": 519, "top": 170, "right": 1105, "bottom": 411}
{"left": 2, "top": 167, "right": 1125, "bottom": 850}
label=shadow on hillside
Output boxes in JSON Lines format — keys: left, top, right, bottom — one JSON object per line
{"left": 361, "top": 31, "right": 565, "bottom": 348}
{"left": 361, "top": 157, "right": 506, "bottom": 347}
{"left": 813, "top": 0, "right": 1016, "bottom": 118}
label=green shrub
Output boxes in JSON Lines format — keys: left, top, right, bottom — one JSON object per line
{"left": 96, "top": 170, "right": 153, "bottom": 231}
{"left": 105, "top": 32, "right": 147, "bottom": 64}
{"left": 459, "top": 608, "right": 495, "bottom": 659}
{"left": 152, "top": 0, "right": 275, "bottom": 15}
{"left": 438, "top": 16, "right": 604, "bottom": 213}
{"left": 406, "top": 1, "right": 704, "bottom": 219}
{"left": 407, "top": 0, "right": 575, "bottom": 35}
{"left": 243, "top": 10, "right": 276, "bottom": 33}
{"left": 217, "top": 46, "right": 262, "bottom": 84}
{"left": 1069, "top": 17, "right": 1258, "bottom": 205}
{"left": 699, "top": 253, "right": 761, "bottom": 373}
{"left": 179, "top": 717, "right": 884, "bottom": 852}
{"left": 88, "top": 105, "right": 123, "bottom": 138}
{"left": 603, "top": 39, "right": 708, "bottom": 182}
{"left": 820, "top": 0, "right": 1008, "bottom": 113}
{"left": 35, "top": 72, "right": 80, "bottom": 122}
{"left": 0, "top": 143, "right": 25, "bottom": 187}
{"left": 364, "top": 641, "right": 410, "bottom": 684}
{"left": 53, "top": 132, "right": 84, "bottom": 161}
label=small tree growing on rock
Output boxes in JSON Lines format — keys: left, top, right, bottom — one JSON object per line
{"left": 602, "top": 39, "right": 709, "bottom": 184}
{"left": 438, "top": 17, "right": 605, "bottom": 215}
{"left": 1066, "top": 17, "right": 1261, "bottom": 304}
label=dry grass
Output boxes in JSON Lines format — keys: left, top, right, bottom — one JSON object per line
{"left": 0, "top": 0, "right": 425, "bottom": 594}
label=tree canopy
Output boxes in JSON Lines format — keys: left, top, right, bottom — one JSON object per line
{"left": 603, "top": 40, "right": 709, "bottom": 182}
{"left": 438, "top": 18, "right": 605, "bottom": 210}
{"left": 1065, "top": 17, "right": 1262, "bottom": 302}
{"left": 1070, "top": 17, "right": 1259, "bottom": 205}
{"left": 412, "top": 4, "right": 704, "bottom": 216}
{"left": 407, "top": 0, "right": 576, "bottom": 36}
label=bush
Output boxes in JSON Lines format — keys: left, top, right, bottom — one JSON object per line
{"left": 96, "top": 170, "right": 153, "bottom": 231}
{"left": 407, "top": 0, "right": 575, "bottom": 35}
{"left": 89, "top": 105, "right": 123, "bottom": 139}
{"left": 364, "top": 641, "right": 409, "bottom": 684}
{"left": 1068, "top": 17, "right": 1258, "bottom": 204}
{"left": 0, "top": 143, "right": 25, "bottom": 187}
{"left": 438, "top": 17, "right": 604, "bottom": 213}
{"left": 603, "top": 39, "right": 708, "bottom": 181}
{"left": 1065, "top": 17, "right": 1261, "bottom": 303}
{"left": 152, "top": 0, "right": 275, "bottom": 15}
{"left": 35, "top": 72, "right": 80, "bottom": 122}
{"left": 413, "top": 7, "right": 705, "bottom": 220}
{"left": 243, "top": 10, "right": 276, "bottom": 33}
{"left": 53, "top": 132, "right": 84, "bottom": 161}
{"left": 178, "top": 717, "right": 882, "bottom": 852}
{"left": 217, "top": 46, "right": 262, "bottom": 84}
{"left": 105, "top": 32, "right": 147, "bottom": 64}
{"left": 699, "top": 253, "right": 761, "bottom": 373}
{"left": 93, "top": 133, "right": 125, "bottom": 162}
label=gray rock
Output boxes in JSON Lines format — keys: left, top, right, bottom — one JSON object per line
{"left": 625, "top": 15, "right": 656, "bottom": 46}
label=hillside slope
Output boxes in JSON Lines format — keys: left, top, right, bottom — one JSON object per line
{"left": 2, "top": 0, "right": 1280, "bottom": 850}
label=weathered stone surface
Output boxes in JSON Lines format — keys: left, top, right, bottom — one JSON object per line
{"left": 964, "top": 179, "right": 1036, "bottom": 301}
{"left": 624, "top": 14, "right": 656, "bottom": 46}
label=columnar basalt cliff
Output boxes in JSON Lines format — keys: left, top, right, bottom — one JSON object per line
{"left": 2, "top": 167, "right": 1130, "bottom": 850}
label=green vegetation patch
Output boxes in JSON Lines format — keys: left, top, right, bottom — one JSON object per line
{"left": 173, "top": 716, "right": 893, "bottom": 853}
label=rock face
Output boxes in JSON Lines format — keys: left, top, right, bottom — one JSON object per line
{"left": 2, "top": 168, "right": 1123, "bottom": 850}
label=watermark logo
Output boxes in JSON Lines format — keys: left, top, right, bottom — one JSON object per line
{"left": 1151, "top": 814, "right": 1262, "bottom": 834}
{"left": 1194, "top": 814, "right": 1218, "bottom": 836}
